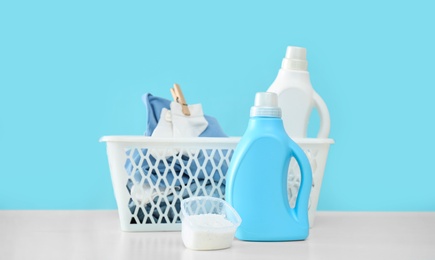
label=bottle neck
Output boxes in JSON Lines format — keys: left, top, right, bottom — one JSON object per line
{"left": 281, "top": 58, "right": 308, "bottom": 71}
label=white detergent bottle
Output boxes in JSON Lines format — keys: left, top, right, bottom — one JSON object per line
{"left": 267, "top": 46, "right": 330, "bottom": 138}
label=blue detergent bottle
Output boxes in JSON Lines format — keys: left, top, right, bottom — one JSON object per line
{"left": 225, "top": 92, "right": 312, "bottom": 241}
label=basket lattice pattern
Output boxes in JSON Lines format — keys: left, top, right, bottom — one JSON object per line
{"left": 124, "top": 147, "right": 233, "bottom": 225}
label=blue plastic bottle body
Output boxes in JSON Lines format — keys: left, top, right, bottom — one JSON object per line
{"left": 225, "top": 116, "right": 312, "bottom": 241}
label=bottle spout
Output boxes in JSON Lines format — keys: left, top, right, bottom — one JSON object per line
{"left": 281, "top": 46, "right": 308, "bottom": 71}
{"left": 250, "top": 92, "right": 282, "bottom": 118}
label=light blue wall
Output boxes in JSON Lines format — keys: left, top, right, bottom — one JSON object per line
{"left": 1, "top": 0, "right": 434, "bottom": 210}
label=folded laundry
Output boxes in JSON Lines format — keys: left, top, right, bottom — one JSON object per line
{"left": 124, "top": 92, "right": 229, "bottom": 225}
{"left": 152, "top": 102, "right": 209, "bottom": 138}
{"left": 142, "top": 93, "right": 227, "bottom": 137}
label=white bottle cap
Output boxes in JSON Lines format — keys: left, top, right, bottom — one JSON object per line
{"left": 281, "top": 46, "right": 308, "bottom": 71}
{"left": 250, "top": 92, "right": 282, "bottom": 117}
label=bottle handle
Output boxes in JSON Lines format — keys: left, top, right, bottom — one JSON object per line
{"left": 312, "top": 91, "right": 330, "bottom": 138}
{"left": 289, "top": 141, "right": 312, "bottom": 222}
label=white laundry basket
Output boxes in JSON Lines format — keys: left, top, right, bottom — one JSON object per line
{"left": 100, "top": 136, "right": 333, "bottom": 231}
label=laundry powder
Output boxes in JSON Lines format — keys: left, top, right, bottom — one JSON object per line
{"left": 182, "top": 214, "right": 237, "bottom": 250}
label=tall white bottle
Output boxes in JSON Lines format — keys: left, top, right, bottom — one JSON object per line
{"left": 267, "top": 46, "right": 330, "bottom": 138}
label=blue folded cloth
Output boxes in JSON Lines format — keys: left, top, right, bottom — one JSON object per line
{"left": 142, "top": 93, "right": 227, "bottom": 137}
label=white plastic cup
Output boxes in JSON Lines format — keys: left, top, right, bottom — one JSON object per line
{"left": 180, "top": 196, "right": 242, "bottom": 250}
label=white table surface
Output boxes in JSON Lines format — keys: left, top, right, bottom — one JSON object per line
{"left": 0, "top": 211, "right": 434, "bottom": 260}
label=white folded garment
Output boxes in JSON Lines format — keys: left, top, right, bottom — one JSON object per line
{"left": 151, "top": 102, "right": 208, "bottom": 138}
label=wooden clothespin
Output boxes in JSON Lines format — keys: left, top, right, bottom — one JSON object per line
{"left": 170, "top": 83, "right": 191, "bottom": 116}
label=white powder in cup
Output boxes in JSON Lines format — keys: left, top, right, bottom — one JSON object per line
{"left": 182, "top": 214, "right": 236, "bottom": 250}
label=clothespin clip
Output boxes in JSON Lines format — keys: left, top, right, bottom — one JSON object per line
{"left": 170, "top": 83, "right": 191, "bottom": 116}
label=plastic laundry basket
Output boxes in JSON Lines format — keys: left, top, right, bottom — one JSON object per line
{"left": 100, "top": 136, "right": 333, "bottom": 231}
